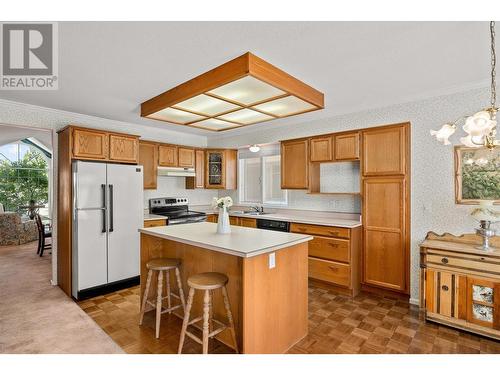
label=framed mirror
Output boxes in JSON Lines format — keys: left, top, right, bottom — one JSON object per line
{"left": 454, "top": 146, "right": 500, "bottom": 204}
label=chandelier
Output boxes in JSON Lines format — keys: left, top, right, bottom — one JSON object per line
{"left": 431, "top": 21, "right": 499, "bottom": 149}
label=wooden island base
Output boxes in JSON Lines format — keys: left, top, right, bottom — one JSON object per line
{"left": 140, "top": 233, "right": 308, "bottom": 354}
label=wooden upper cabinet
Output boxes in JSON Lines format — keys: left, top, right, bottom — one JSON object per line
{"left": 158, "top": 145, "right": 178, "bottom": 167}
{"left": 362, "top": 126, "right": 406, "bottom": 176}
{"left": 109, "top": 134, "right": 139, "bottom": 163}
{"left": 334, "top": 132, "right": 359, "bottom": 161}
{"left": 178, "top": 147, "right": 195, "bottom": 168}
{"left": 281, "top": 139, "right": 309, "bottom": 189}
{"left": 194, "top": 149, "right": 205, "bottom": 188}
{"left": 205, "top": 149, "right": 237, "bottom": 190}
{"left": 139, "top": 141, "right": 158, "bottom": 190}
{"left": 186, "top": 149, "right": 205, "bottom": 189}
{"left": 72, "top": 128, "right": 108, "bottom": 160}
{"left": 363, "top": 177, "right": 406, "bottom": 292}
{"left": 310, "top": 136, "right": 333, "bottom": 162}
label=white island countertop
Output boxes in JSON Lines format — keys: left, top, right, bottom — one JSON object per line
{"left": 139, "top": 222, "right": 313, "bottom": 258}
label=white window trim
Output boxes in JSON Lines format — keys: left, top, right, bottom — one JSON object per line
{"left": 238, "top": 155, "right": 288, "bottom": 207}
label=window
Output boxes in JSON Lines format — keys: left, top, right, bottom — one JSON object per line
{"left": 0, "top": 141, "right": 50, "bottom": 214}
{"left": 238, "top": 147, "right": 287, "bottom": 206}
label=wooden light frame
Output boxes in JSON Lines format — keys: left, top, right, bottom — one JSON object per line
{"left": 141, "top": 52, "right": 324, "bottom": 132}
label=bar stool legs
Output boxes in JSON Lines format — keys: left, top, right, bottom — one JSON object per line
{"left": 139, "top": 269, "right": 153, "bottom": 326}
{"left": 178, "top": 272, "right": 238, "bottom": 354}
{"left": 221, "top": 286, "right": 238, "bottom": 353}
{"left": 155, "top": 270, "right": 163, "bottom": 338}
{"left": 139, "top": 258, "right": 186, "bottom": 339}
{"left": 178, "top": 288, "right": 195, "bottom": 353}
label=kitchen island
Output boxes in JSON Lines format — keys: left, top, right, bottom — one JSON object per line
{"left": 139, "top": 222, "right": 312, "bottom": 354}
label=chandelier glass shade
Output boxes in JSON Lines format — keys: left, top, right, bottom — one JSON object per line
{"left": 431, "top": 22, "right": 499, "bottom": 149}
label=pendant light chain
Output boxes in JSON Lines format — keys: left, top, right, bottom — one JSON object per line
{"left": 491, "top": 21, "right": 497, "bottom": 109}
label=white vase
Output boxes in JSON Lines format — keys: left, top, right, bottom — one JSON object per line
{"left": 216, "top": 207, "right": 231, "bottom": 234}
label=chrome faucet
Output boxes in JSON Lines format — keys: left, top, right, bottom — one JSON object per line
{"left": 249, "top": 205, "right": 264, "bottom": 213}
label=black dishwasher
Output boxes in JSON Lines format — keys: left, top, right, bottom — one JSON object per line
{"left": 256, "top": 218, "right": 290, "bottom": 232}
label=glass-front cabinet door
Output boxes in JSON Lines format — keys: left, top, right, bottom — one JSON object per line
{"left": 466, "top": 277, "right": 500, "bottom": 329}
{"left": 206, "top": 150, "right": 225, "bottom": 189}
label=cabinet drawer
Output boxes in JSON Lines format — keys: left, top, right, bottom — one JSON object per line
{"left": 144, "top": 219, "right": 166, "bottom": 228}
{"left": 427, "top": 253, "right": 500, "bottom": 276}
{"left": 309, "top": 236, "right": 350, "bottom": 263}
{"left": 308, "top": 257, "right": 350, "bottom": 287}
{"left": 291, "top": 223, "right": 350, "bottom": 239}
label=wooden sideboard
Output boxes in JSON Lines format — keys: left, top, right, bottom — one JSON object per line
{"left": 420, "top": 232, "right": 500, "bottom": 340}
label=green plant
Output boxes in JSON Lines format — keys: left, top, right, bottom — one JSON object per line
{"left": 0, "top": 150, "right": 48, "bottom": 212}
{"left": 461, "top": 151, "right": 500, "bottom": 200}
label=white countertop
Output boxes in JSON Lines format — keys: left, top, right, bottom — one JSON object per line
{"left": 139, "top": 222, "right": 313, "bottom": 258}
{"left": 194, "top": 207, "right": 361, "bottom": 228}
{"left": 143, "top": 213, "right": 167, "bottom": 221}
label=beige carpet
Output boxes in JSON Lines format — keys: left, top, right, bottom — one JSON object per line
{"left": 0, "top": 242, "right": 123, "bottom": 353}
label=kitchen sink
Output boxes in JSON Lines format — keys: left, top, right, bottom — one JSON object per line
{"left": 230, "top": 210, "right": 268, "bottom": 216}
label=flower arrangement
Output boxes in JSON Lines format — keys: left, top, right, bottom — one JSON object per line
{"left": 212, "top": 196, "right": 233, "bottom": 209}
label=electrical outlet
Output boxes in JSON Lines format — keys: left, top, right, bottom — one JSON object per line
{"left": 269, "top": 252, "right": 276, "bottom": 269}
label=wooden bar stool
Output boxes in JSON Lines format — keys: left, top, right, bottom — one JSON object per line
{"left": 139, "top": 258, "right": 186, "bottom": 339}
{"left": 178, "top": 272, "right": 238, "bottom": 354}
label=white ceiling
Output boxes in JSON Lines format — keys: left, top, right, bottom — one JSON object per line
{"left": 0, "top": 22, "right": 492, "bottom": 137}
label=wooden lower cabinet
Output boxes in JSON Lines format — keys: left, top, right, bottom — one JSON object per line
{"left": 239, "top": 217, "right": 257, "bottom": 228}
{"left": 143, "top": 219, "right": 167, "bottom": 228}
{"left": 206, "top": 214, "right": 217, "bottom": 223}
{"left": 421, "top": 232, "right": 500, "bottom": 340}
{"left": 292, "top": 223, "right": 361, "bottom": 296}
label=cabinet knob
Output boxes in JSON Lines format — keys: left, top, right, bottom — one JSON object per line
{"left": 328, "top": 266, "right": 339, "bottom": 273}
{"left": 441, "top": 285, "right": 449, "bottom": 291}
{"left": 441, "top": 257, "right": 449, "bottom": 264}
{"left": 328, "top": 243, "right": 339, "bottom": 248}
{"left": 329, "top": 231, "right": 339, "bottom": 236}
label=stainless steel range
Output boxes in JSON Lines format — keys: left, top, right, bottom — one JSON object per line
{"left": 149, "top": 197, "right": 207, "bottom": 225}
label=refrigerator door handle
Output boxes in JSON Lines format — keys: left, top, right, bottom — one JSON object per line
{"left": 109, "top": 184, "right": 114, "bottom": 232}
{"left": 101, "top": 184, "right": 107, "bottom": 233}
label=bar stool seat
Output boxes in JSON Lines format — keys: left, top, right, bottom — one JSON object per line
{"left": 178, "top": 272, "right": 238, "bottom": 354}
{"left": 147, "top": 258, "right": 180, "bottom": 270}
{"left": 187, "top": 272, "right": 228, "bottom": 290}
{"left": 139, "top": 257, "right": 186, "bottom": 339}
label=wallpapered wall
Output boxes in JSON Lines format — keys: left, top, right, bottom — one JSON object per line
{"left": 208, "top": 86, "right": 493, "bottom": 303}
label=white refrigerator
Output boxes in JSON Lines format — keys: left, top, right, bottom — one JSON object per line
{"left": 72, "top": 160, "right": 143, "bottom": 299}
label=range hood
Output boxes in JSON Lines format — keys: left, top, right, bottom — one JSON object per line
{"left": 157, "top": 166, "right": 196, "bottom": 177}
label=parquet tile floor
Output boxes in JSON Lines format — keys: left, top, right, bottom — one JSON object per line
{"left": 78, "top": 283, "right": 500, "bottom": 354}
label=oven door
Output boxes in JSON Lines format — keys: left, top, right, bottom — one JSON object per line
{"left": 168, "top": 216, "right": 207, "bottom": 225}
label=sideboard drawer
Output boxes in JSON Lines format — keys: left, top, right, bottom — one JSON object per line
{"left": 427, "top": 253, "right": 500, "bottom": 275}
{"left": 309, "top": 236, "right": 350, "bottom": 263}
{"left": 291, "top": 223, "right": 350, "bottom": 239}
{"left": 308, "top": 257, "right": 350, "bottom": 287}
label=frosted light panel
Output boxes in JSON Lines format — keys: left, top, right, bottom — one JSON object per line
{"left": 191, "top": 118, "right": 238, "bottom": 130}
{"left": 174, "top": 94, "right": 240, "bottom": 116}
{"left": 149, "top": 107, "right": 206, "bottom": 124}
{"left": 218, "top": 108, "right": 274, "bottom": 124}
{"left": 253, "top": 95, "right": 316, "bottom": 116}
{"left": 208, "top": 76, "right": 285, "bottom": 105}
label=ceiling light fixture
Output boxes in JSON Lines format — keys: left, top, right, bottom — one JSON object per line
{"left": 249, "top": 144, "right": 260, "bottom": 153}
{"left": 141, "top": 52, "right": 324, "bottom": 132}
{"left": 431, "top": 21, "right": 499, "bottom": 149}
